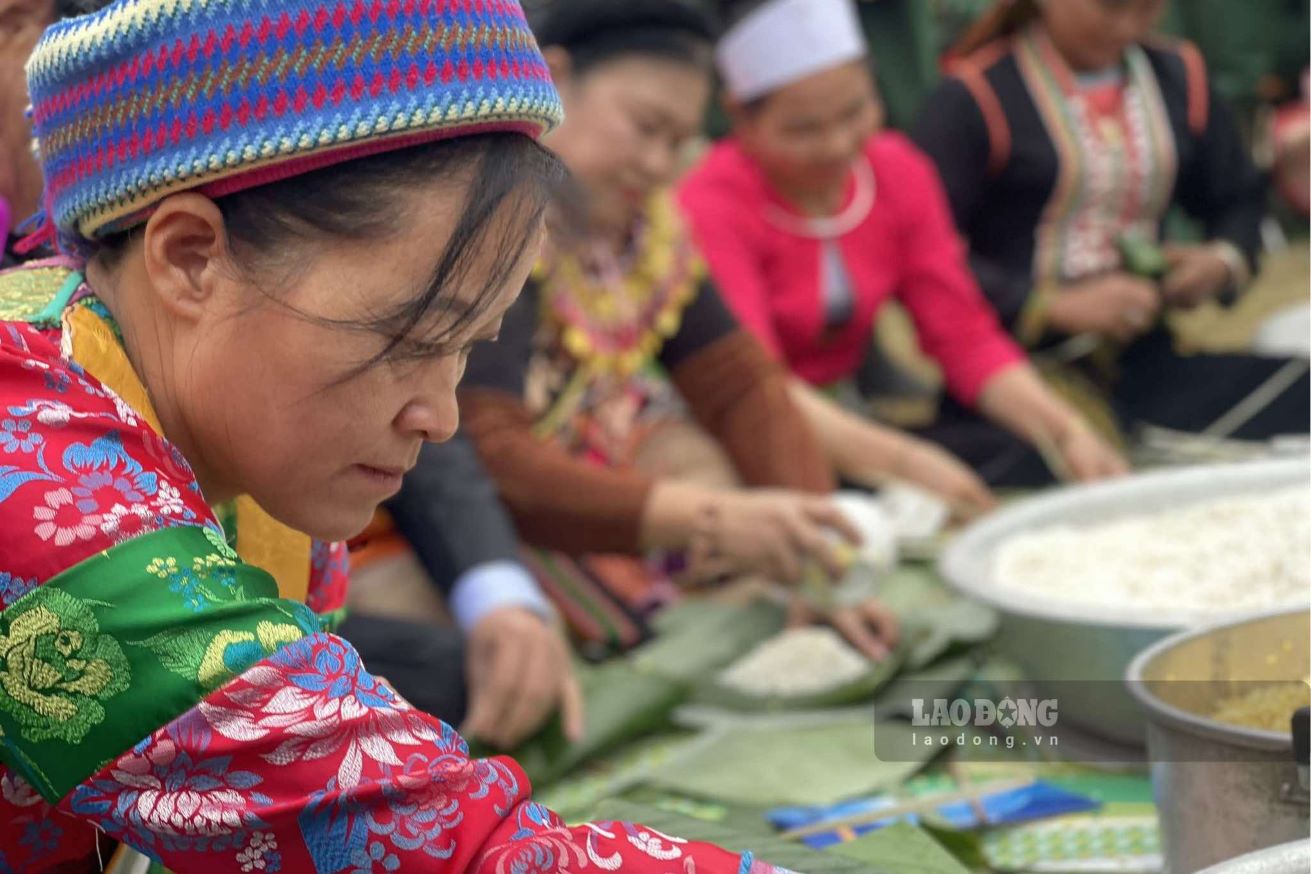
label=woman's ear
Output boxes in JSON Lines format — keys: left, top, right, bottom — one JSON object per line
{"left": 139, "top": 192, "right": 230, "bottom": 322}
{"left": 542, "top": 45, "right": 574, "bottom": 92}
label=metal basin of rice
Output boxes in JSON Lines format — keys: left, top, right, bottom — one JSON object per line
{"left": 939, "top": 459, "right": 1309, "bottom": 746}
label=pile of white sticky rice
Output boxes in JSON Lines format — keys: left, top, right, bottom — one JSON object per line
{"left": 994, "top": 487, "right": 1311, "bottom": 618}
{"left": 719, "top": 627, "right": 869, "bottom": 696}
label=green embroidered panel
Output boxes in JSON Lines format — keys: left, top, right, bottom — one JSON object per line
{"left": 317, "top": 606, "right": 348, "bottom": 634}
{"left": 0, "top": 266, "right": 83, "bottom": 327}
{"left": 0, "top": 525, "right": 318, "bottom": 802}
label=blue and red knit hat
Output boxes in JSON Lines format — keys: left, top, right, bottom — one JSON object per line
{"left": 24, "top": 0, "right": 563, "bottom": 256}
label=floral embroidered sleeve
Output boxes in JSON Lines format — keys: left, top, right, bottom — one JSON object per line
{"left": 307, "top": 538, "right": 351, "bottom": 630}
{"left": 0, "top": 319, "right": 785, "bottom": 872}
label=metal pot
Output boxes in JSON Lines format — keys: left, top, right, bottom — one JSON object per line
{"left": 1126, "top": 607, "right": 1310, "bottom": 873}
{"left": 941, "top": 458, "right": 1308, "bottom": 745}
{"left": 1195, "top": 840, "right": 1311, "bottom": 874}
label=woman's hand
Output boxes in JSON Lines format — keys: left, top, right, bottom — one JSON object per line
{"left": 1052, "top": 424, "right": 1128, "bottom": 482}
{"left": 892, "top": 440, "right": 997, "bottom": 521}
{"left": 787, "top": 595, "right": 901, "bottom": 661}
{"left": 707, "top": 490, "right": 860, "bottom": 584}
{"left": 462, "top": 607, "right": 585, "bottom": 750}
{"left": 1160, "top": 243, "right": 1235, "bottom": 309}
{"left": 1047, "top": 272, "right": 1161, "bottom": 342}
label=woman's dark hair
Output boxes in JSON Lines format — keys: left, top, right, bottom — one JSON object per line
{"left": 528, "top": 0, "right": 719, "bottom": 76}
{"left": 951, "top": 0, "right": 1040, "bottom": 59}
{"left": 97, "top": 134, "right": 565, "bottom": 371}
{"left": 57, "top": 0, "right": 109, "bottom": 16}
{"left": 714, "top": 0, "right": 766, "bottom": 28}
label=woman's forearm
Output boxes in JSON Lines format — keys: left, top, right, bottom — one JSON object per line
{"left": 976, "top": 363, "right": 1086, "bottom": 445}
{"left": 977, "top": 363, "right": 1128, "bottom": 483}
{"left": 785, "top": 379, "right": 915, "bottom": 487}
{"left": 639, "top": 479, "right": 721, "bottom": 552}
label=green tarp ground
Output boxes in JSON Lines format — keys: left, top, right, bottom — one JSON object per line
{"left": 646, "top": 717, "right": 935, "bottom": 808}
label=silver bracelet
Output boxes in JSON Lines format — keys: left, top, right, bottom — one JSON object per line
{"left": 1207, "top": 240, "right": 1252, "bottom": 291}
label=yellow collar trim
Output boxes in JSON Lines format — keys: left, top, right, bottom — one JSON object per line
{"left": 63, "top": 303, "right": 311, "bottom": 604}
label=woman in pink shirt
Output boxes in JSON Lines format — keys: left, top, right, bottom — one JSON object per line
{"left": 681, "top": 0, "right": 1125, "bottom": 487}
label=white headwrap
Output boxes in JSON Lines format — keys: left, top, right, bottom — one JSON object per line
{"left": 716, "top": 0, "right": 868, "bottom": 102}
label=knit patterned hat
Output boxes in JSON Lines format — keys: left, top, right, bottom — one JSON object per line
{"left": 25, "top": 0, "right": 563, "bottom": 256}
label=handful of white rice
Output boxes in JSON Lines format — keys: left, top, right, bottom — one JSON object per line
{"left": 718, "top": 627, "right": 870, "bottom": 697}
{"left": 994, "top": 487, "right": 1311, "bottom": 618}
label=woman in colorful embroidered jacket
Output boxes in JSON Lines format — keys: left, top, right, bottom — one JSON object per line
{"left": 0, "top": 1, "right": 791, "bottom": 872}
{"left": 912, "top": 0, "right": 1308, "bottom": 450}
{"left": 457, "top": 0, "right": 915, "bottom": 655}
{"left": 679, "top": 0, "right": 1129, "bottom": 488}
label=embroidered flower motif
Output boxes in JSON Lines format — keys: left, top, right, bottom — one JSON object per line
{"left": 236, "top": 831, "right": 281, "bottom": 872}
{"left": 99, "top": 502, "right": 154, "bottom": 543}
{"left": 287, "top": 638, "right": 393, "bottom": 707}
{"left": 623, "top": 823, "right": 686, "bottom": 861}
{"left": 62, "top": 434, "right": 159, "bottom": 504}
{"left": 101, "top": 737, "right": 268, "bottom": 841}
{"left": 196, "top": 623, "right": 305, "bottom": 688}
{"left": 148, "top": 556, "right": 180, "bottom": 577}
{"left": 582, "top": 822, "right": 623, "bottom": 871}
{"left": 0, "top": 418, "right": 42, "bottom": 453}
{"left": 19, "top": 818, "right": 61, "bottom": 854}
{"left": 307, "top": 540, "right": 351, "bottom": 614}
{"left": 6, "top": 398, "right": 76, "bottom": 428}
{"left": 32, "top": 487, "right": 100, "bottom": 545}
{"left": 32, "top": 399, "right": 72, "bottom": 427}
{"left": 154, "top": 481, "right": 186, "bottom": 517}
{"left": 203, "top": 525, "right": 240, "bottom": 563}
{"left": 350, "top": 841, "right": 401, "bottom": 874}
{"left": 106, "top": 389, "right": 140, "bottom": 427}
{"left": 1, "top": 772, "right": 42, "bottom": 808}
{"left": 145, "top": 536, "right": 241, "bottom": 613}
{"left": 72, "top": 469, "right": 149, "bottom": 515}
{"left": 0, "top": 587, "right": 130, "bottom": 744}
{"left": 148, "top": 555, "right": 204, "bottom": 612}
{"left": 201, "top": 636, "right": 438, "bottom": 791}
{"left": 483, "top": 821, "right": 589, "bottom": 874}
{"left": 0, "top": 571, "right": 38, "bottom": 606}
{"left": 43, "top": 370, "right": 71, "bottom": 394}
{"left": 140, "top": 431, "right": 196, "bottom": 488}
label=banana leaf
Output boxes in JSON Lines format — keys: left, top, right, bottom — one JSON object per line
{"left": 831, "top": 823, "right": 975, "bottom": 874}
{"left": 648, "top": 718, "right": 936, "bottom": 808}
{"left": 1118, "top": 233, "right": 1169, "bottom": 280}
{"left": 871, "top": 656, "right": 979, "bottom": 721}
{"left": 877, "top": 566, "right": 997, "bottom": 669}
{"left": 902, "top": 600, "right": 997, "bottom": 670}
{"left": 532, "top": 731, "right": 701, "bottom": 821}
{"left": 471, "top": 659, "right": 686, "bottom": 787}
{"left": 668, "top": 563, "right": 993, "bottom": 713}
{"left": 632, "top": 598, "right": 788, "bottom": 683}
{"left": 877, "top": 564, "right": 950, "bottom": 615}
{"left": 695, "top": 611, "right": 983, "bottom": 716}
